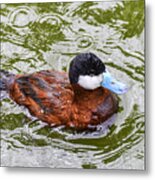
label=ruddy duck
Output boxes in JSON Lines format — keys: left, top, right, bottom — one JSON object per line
{"left": 0, "top": 53, "right": 128, "bottom": 129}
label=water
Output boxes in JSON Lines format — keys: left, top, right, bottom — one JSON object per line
{"left": 0, "top": 0, "right": 145, "bottom": 169}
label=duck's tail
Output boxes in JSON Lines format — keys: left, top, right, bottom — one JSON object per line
{"left": 0, "top": 70, "right": 15, "bottom": 91}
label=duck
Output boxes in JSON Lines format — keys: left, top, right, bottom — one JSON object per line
{"left": 0, "top": 53, "right": 128, "bottom": 129}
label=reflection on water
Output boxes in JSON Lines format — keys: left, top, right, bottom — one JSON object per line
{"left": 0, "top": 0, "right": 145, "bottom": 169}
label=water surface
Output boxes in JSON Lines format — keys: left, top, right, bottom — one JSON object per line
{"left": 0, "top": 0, "right": 145, "bottom": 169}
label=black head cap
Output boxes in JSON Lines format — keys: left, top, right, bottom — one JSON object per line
{"left": 69, "top": 52, "right": 105, "bottom": 84}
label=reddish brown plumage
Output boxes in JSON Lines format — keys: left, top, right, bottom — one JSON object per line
{"left": 7, "top": 70, "right": 118, "bottom": 129}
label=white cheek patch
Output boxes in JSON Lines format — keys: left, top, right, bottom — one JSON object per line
{"left": 78, "top": 74, "right": 103, "bottom": 90}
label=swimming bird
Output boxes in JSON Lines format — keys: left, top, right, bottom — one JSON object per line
{"left": 0, "top": 53, "right": 128, "bottom": 129}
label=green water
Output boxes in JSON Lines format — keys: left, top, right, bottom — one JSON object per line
{"left": 0, "top": 0, "right": 145, "bottom": 169}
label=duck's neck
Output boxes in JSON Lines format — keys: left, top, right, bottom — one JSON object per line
{"left": 72, "top": 84, "right": 104, "bottom": 103}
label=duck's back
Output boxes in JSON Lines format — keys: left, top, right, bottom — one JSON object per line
{"left": 9, "top": 70, "right": 74, "bottom": 126}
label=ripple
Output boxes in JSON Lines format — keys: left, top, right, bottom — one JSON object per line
{"left": 36, "top": 14, "right": 62, "bottom": 34}
{"left": 77, "top": 35, "right": 93, "bottom": 48}
{"left": 8, "top": 6, "right": 37, "bottom": 28}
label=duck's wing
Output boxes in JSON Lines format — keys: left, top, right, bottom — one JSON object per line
{"left": 9, "top": 70, "right": 74, "bottom": 125}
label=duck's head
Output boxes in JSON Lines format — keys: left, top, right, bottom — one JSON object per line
{"left": 69, "top": 52, "right": 128, "bottom": 94}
